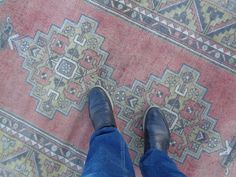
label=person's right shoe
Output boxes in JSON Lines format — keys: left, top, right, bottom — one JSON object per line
{"left": 143, "top": 107, "right": 170, "bottom": 153}
{"left": 88, "top": 87, "right": 116, "bottom": 131}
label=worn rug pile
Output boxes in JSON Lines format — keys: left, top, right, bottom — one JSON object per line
{"left": 0, "top": 0, "right": 236, "bottom": 176}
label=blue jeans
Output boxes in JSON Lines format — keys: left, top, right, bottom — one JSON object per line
{"left": 81, "top": 127, "right": 186, "bottom": 177}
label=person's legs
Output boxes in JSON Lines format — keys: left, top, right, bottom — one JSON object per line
{"left": 140, "top": 149, "right": 186, "bottom": 177}
{"left": 82, "top": 127, "right": 135, "bottom": 177}
{"left": 140, "top": 107, "right": 186, "bottom": 177}
{"left": 81, "top": 87, "right": 135, "bottom": 177}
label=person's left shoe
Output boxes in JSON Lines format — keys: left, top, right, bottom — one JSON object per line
{"left": 88, "top": 87, "right": 116, "bottom": 130}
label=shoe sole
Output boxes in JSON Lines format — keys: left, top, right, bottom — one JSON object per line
{"left": 143, "top": 106, "right": 171, "bottom": 137}
{"left": 91, "top": 86, "right": 114, "bottom": 109}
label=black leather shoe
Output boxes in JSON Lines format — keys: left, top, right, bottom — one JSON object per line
{"left": 88, "top": 87, "right": 116, "bottom": 130}
{"left": 143, "top": 107, "right": 170, "bottom": 153}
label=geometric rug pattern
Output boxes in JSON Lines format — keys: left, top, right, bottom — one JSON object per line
{"left": 14, "top": 15, "right": 222, "bottom": 165}
{"left": 87, "top": 0, "right": 236, "bottom": 73}
{"left": 118, "top": 65, "right": 223, "bottom": 164}
{"left": 0, "top": 0, "right": 236, "bottom": 177}
{"left": 14, "top": 15, "right": 109, "bottom": 119}
{"left": 0, "top": 109, "right": 85, "bottom": 176}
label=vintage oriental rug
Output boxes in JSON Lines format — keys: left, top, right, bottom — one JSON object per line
{"left": 0, "top": 0, "right": 236, "bottom": 176}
